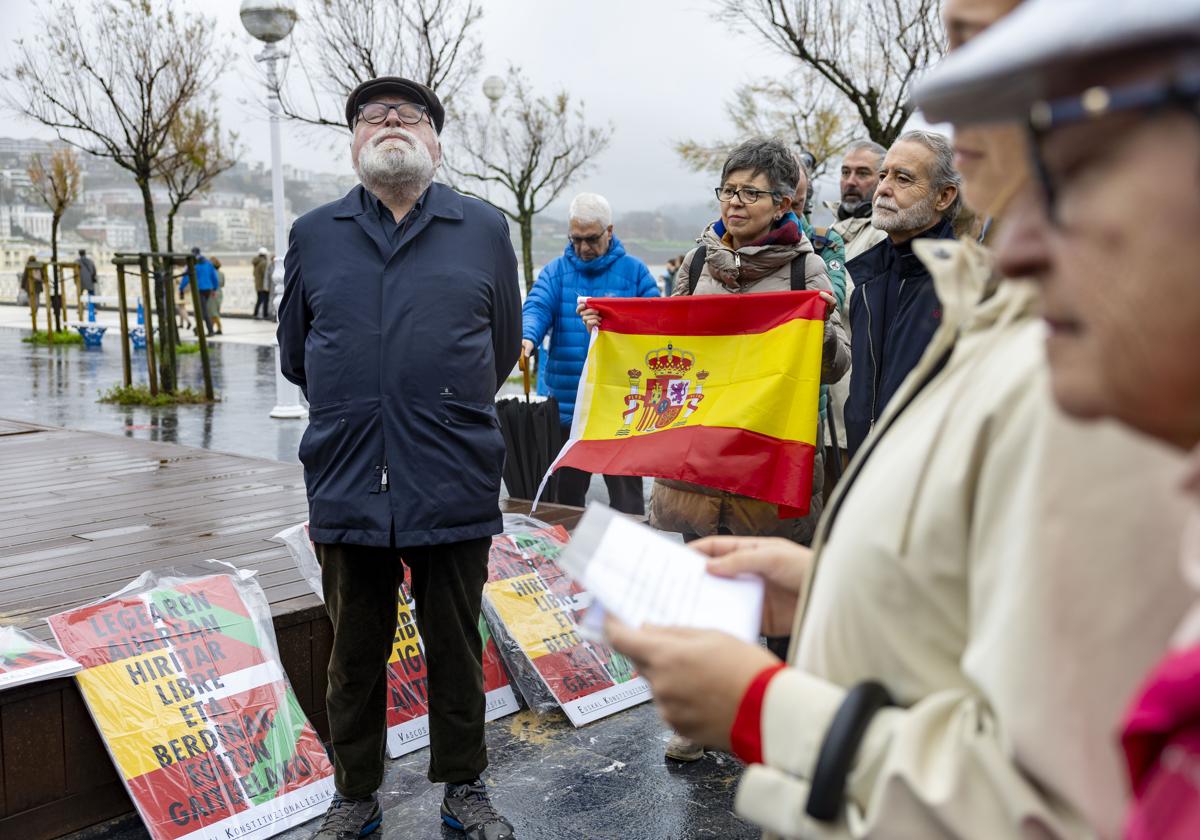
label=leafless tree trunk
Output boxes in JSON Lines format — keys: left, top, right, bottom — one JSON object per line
{"left": 276, "top": 0, "right": 484, "bottom": 131}
{"left": 158, "top": 104, "right": 242, "bottom": 253}
{"left": 5, "top": 0, "right": 226, "bottom": 392}
{"left": 716, "top": 0, "right": 943, "bottom": 147}
{"left": 27, "top": 148, "right": 82, "bottom": 333}
{"left": 443, "top": 68, "right": 612, "bottom": 293}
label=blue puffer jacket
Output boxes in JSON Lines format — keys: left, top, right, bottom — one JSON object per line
{"left": 522, "top": 236, "right": 658, "bottom": 426}
{"left": 178, "top": 256, "right": 220, "bottom": 293}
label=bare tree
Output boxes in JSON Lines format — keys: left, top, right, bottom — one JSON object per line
{"left": 5, "top": 0, "right": 226, "bottom": 392}
{"left": 27, "top": 147, "right": 82, "bottom": 332}
{"left": 443, "top": 68, "right": 612, "bottom": 293}
{"left": 157, "top": 103, "right": 241, "bottom": 253}
{"left": 675, "top": 79, "right": 852, "bottom": 178}
{"left": 717, "top": 0, "right": 943, "bottom": 147}
{"left": 277, "top": 0, "right": 483, "bottom": 130}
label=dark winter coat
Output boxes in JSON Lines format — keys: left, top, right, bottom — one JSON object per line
{"left": 844, "top": 215, "right": 955, "bottom": 457}
{"left": 78, "top": 255, "right": 97, "bottom": 294}
{"left": 277, "top": 183, "right": 521, "bottom": 548}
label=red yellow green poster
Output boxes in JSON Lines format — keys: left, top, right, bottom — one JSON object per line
{"left": 383, "top": 570, "right": 520, "bottom": 758}
{"left": 46, "top": 570, "right": 334, "bottom": 840}
{"left": 0, "top": 625, "right": 80, "bottom": 689}
{"left": 484, "top": 525, "right": 650, "bottom": 726}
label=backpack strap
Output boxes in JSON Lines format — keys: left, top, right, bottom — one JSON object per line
{"left": 790, "top": 252, "right": 808, "bottom": 291}
{"left": 687, "top": 246, "right": 707, "bottom": 295}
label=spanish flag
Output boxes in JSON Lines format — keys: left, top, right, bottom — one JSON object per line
{"left": 541, "top": 291, "right": 826, "bottom": 517}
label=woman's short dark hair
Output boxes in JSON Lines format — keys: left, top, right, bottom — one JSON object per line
{"left": 720, "top": 138, "right": 800, "bottom": 199}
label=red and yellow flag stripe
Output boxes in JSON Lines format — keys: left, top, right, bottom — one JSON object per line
{"left": 544, "top": 291, "right": 826, "bottom": 516}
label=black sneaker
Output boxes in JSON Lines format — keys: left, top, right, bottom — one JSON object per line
{"left": 311, "top": 794, "right": 382, "bottom": 839}
{"left": 441, "top": 779, "right": 515, "bottom": 840}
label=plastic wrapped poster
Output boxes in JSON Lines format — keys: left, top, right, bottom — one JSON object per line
{"left": 46, "top": 567, "right": 334, "bottom": 840}
{"left": 0, "top": 625, "right": 81, "bottom": 689}
{"left": 483, "top": 517, "right": 651, "bottom": 726}
{"left": 273, "top": 524, "right": 521, "bottom": 758}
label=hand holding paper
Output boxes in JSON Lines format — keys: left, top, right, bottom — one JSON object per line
{"left": 561, "top": 504, "right": 764, "bottom": 643}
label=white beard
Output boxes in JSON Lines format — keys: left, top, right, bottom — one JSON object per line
{"left": 872, "top": 191, "right": 939, "bottom": 235}
{"left": 354, "top": 130, "right": 436, "bottom": 195}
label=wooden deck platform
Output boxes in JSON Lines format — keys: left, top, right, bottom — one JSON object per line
{"left": 0, "top": 420, "right": 582, "bottom": 838}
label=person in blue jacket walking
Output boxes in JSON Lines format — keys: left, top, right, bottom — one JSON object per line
{"left": 179, "top": 247, "right": 220, "bottom": 336}
{"left": 521, "top": 193, "right": 659, "bottom": 513}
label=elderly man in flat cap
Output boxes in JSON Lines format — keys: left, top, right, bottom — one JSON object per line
{"left": 922, "top": 2, "right": 1200, "bottom": 837}
{"left": 278, "top": 76, "right": 520, "bottom": 840}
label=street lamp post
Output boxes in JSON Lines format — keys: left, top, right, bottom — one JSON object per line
{"left": 239, "top": 0, "right": 307, "bottom": 420}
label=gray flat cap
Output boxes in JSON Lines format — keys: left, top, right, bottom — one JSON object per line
{"left": 914, "top": 0, "right": 1200, "bottom": 124}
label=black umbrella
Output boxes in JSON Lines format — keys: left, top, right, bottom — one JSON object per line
{"left": 496, "top": 354, "right": 563, "bottom": 501}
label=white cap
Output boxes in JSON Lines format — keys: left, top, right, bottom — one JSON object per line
{"left": 258, "top": 246, "right": 269, "bottom": 255}
{"left": 914, "top": 0, "right": 1200, "bottom": 124}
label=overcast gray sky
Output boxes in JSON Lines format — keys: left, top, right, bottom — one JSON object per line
{"left": 0, "top": 0, "right": 940, "bottom": 215}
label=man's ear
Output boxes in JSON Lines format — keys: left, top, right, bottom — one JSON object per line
{"left": 936, "top": 185, "right": 958, "bottom": 213}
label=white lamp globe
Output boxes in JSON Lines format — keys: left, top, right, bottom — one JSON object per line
{"left": 239, "top": 0, "right": 298, "bottom": 43}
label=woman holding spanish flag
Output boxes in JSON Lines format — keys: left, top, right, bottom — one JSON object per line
{"left": 582, "top": 137, "right": 849, "bottom": 762}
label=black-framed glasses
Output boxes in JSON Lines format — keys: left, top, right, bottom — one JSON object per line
{"left": 1027, "top": 67, "right": 1200, "bottom": 225}
{"left": 356, "top": 102, "right": 430, "bottom": 127}
{"left": 568, "top": 233, "right": 606, "bottom": 248}
{"left": 715, "top": 186, "right": 780, "bottom": 205}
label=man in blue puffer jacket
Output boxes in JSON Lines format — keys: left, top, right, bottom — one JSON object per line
{"left": 179, "top": 247, "right": 221, "bottom": 336}
{"left": 521, "top": 192, "right": 659, "bottom": 513}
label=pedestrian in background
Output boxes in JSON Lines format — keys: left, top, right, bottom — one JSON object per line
{"left": 252, "top": 246, "right": 271, "bottom": 319}
{"left": 209, "top": 256, "right": 225, "bottom": 335}
{"left": 77, "top": 249, "right": 97, "bottom": 296}
{"left": 179, "top": 247, "right": 219, "bottom": 336}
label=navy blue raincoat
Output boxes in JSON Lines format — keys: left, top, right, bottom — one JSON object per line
{"left": 844, "top": 216, "right": 955, "bottom": 457}
{"left": 278, "top": 183, "right": 521, "bottom": 548}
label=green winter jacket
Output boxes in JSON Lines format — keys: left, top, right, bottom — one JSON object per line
{"left": 802, "top": 217, "right": 848, "bottom": 419}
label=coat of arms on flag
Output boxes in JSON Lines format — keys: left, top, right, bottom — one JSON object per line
{"left": 538, "top": 291, "right": 827, "bottom": 517}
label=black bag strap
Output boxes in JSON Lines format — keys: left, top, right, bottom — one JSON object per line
{"left": 686, "top": 246, "right": 707, "bottom": 295}
{"left": 688, "top": 247, "right": 806, "bottom": 293}
{"left": 805, "top": 680, "right": 894, "bottom": 822}
{"left": 790, "top": 251, "right": 808, "bottom": 291}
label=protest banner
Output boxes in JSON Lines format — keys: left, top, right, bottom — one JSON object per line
{"left": 483, "top": 523, "right": 650, "bottom": 726}
{"left": 274, "top": 523, "right": 520, "bottom": 758}
{"left": 0, "top": 624, "right": 80, "bottom": 689}
{"left": 46, "top": 569, "right": 334, "bottom": 840}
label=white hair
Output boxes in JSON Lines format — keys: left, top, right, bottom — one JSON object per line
{"left": 568, "top": 193, "right": 612, "bottom": 228}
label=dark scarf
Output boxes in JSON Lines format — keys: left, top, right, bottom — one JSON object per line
{"left": 836, "top": 200, "right": 874, "bottom": 222}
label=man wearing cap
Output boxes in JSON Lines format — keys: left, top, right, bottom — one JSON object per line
{"left": 919, "top": 2, "right": 1200, "bottom": 837}
{"left": 278, "top": 76, "right": 520, "bottom": 840}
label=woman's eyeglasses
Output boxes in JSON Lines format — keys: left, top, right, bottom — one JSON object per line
{"left": 715, "top": 186, "right": 780, "bottom": 205}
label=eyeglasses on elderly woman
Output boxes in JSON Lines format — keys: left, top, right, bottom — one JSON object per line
{"left": 714, "top": 186, "right": 782, "bottom": 205}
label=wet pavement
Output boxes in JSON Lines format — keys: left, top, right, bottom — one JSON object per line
{"left": 70, "top": 705, "right": 759, "bottom": 840}
{"left": 0, "top": 309, "right": 640, "bottom": 507}
{"left": 6, "top": 309, "right": 735, "bottom": 839}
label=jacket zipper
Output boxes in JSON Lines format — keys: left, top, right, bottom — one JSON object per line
{"left": 864, "top": 287, "right": 879, "bottom": 432}
{"left": 381, "top": 465, "right": 389, "bottom": 491}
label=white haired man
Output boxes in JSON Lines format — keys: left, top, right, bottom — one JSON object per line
{"left": 521, "top": 192, "right": 659, "bottom": 512}
{"left": 278, "top": 76, "right": 521, "bottom": 840}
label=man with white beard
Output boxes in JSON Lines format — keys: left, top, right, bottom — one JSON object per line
{"left": 278, "top": 77, "right": 521, "bottom": 840}
{"left": 842, "top": 130, "right": 960, "bottom": 456}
